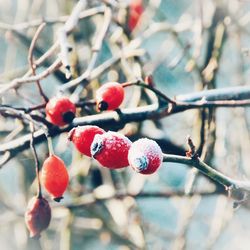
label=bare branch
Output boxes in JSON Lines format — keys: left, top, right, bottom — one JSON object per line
{"left": 163, "top": 153, "right": 250, "bottom": 193}
{"left": 1, "top": 85, "right": 250, "bottom": 163}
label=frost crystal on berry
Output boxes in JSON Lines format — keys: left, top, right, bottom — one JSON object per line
{"left": 91, "top": 131, "right": 132, "bottom": 169}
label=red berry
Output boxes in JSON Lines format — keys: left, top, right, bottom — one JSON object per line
{"left": 68, "top": 125, "right": 105, "bottom": 157}
{"left": 128, "top": 0, "right": 144, "bottom": 32}
{"left": 91, "top": 131, "right": 132, "bottom": 169}
{"left": 96, "top": 82, "right": 125, "bottom": 111}
{"left": 46, "top": 96, "right": 76, "bottom": 126}
{"left": 41, "top": 155, "right": 69, "bottom": 201}
{"left": 128, "top": 138, "right": 163, "bottom": 174}
{"left": 25, "top": 196, "right": 51, "bottom": 238}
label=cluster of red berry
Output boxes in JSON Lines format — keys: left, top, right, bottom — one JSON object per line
{"left": 45, "top": 82, "right": 125, "bottom": 127}
{"left": 24, "top": 81, "right": 163, "bottom": 238}
{"left": 69, "top": 125, "right": 163, "bottom": 174}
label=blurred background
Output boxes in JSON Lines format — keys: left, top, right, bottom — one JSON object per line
{"left": 1, "top": 0, "right": 250, "bottom": 249}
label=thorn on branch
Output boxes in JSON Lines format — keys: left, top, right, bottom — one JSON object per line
{"left": 186, "top": 136, "right": 199, "bottom": 159}
{"left": 144, "top": 75, "right": 154, "bottom": 87}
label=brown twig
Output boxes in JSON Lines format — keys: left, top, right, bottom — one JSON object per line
{"left": 29, "top": 120, "right": 42, "bottom": 198}
{"left": 0, "top": 58, "right": 62, "bottom": 96}
{"left": 0, "top": 6, "right": 105, "bottom": 31}
{"left": 122, "top": 80, "right": 177, "bottom": 104}
{"left": 28, "top": 22, "right": 48, "bottom": 102}
{"left": 0, "top": 103, "right": 45, "bottom": 113}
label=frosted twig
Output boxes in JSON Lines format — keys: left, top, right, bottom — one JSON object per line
{"left": 59, "top": 0, "right": 87, "bottom": 79}
{"left": 69, "top": 6, "right": 112, "bottom": 99}
{"left": 0, "top": 6, "right": 105, "bottom": 31}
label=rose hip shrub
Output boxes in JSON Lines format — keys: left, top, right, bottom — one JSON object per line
{"left": 0, "top": 0, "right": 246, "bottom": 250}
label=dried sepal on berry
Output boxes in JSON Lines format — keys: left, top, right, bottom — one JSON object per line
{"left": 96, "top": 82, "right": 125, "bottom": 111}
{"left": 45, "top": 96, "right": 76, "bottom": 126}
{"left": 128, "top": 138, "right": 163, "bottom": 174}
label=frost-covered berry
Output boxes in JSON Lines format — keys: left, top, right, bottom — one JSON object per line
{"left": 96, "top": 82, "right": 124, "bottom": 111}
{"left": 91, "top": 131, "right": 132, "bottom": 169}
{"left": 25, "top": 196, "right": 51, "bottom": 238}
{"left": 68, "top": 125, "right": 105, "bottom": 157}
{"left": 46, "top": 96, "right": 76, "bottom": 126}
{"left": 128, "top": 138, "right": 163, "bottom": 174}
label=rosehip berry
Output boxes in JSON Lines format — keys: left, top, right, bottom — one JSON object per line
{"left": 41, "top": 155, "right": 69, "bottom": 201}
{"left": 45, "top": 96, "right": 76, "bottom": 126}
{"left": 25, "top": 196, "right": 51, "bottom": 238}
{"left": 96, "top": 82, "right": 125, "bottom": 111}
{"left": 128, "top": 138, "right": 163, "bottom": 174}
{"left": 68, "top": 125, "right": 105, "bottom": 157}
{"left": 128, "top": 0, "right": 144, "bottom": 32}
{"left": 91, "top": 131, "right": 132, "bottom": 169}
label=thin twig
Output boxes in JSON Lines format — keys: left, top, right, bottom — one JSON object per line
{"left": 70, "top": 6, "right": 112, "bottom": 100}
{"left": 28, "top": 22, "right": 48, "bottom": 102}
{"left": 59, "top": 0, "right": 87, "bottom": 79}
{"left": 0, "top": 6, "right": 105, "bottom": 31}
{"left": 0, "top": 58, "right": 62, "bottom": 96}
{"left": 163, "top": 153, "right": 250, "bottom": 192}
{"left": 29, "top": 120, "right": 42, "bottom": 198}
{"left": 61, "top": 5, "right": 113, "bottom": 95}
{"left": 63, "top": 189, "right": 225, "bottom": 209}
{"left": 0, "top": 151, "right": 11, "bottom": 168}
{"left": 0, "top": 103, "right": 45, "bottom": 113}
{"left": 122, "top": 81, "right": 176, "bottom": 104}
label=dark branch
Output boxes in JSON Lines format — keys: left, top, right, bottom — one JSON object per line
{"left": 1, "top": 85, "right": 250, "bottom": 164}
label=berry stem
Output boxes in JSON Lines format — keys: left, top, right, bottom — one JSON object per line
{"left": 47, "top": 136, "right": 54, "bottom": 156}
{"left": 29, "top": 121, "right": 42, "bottom": 198}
